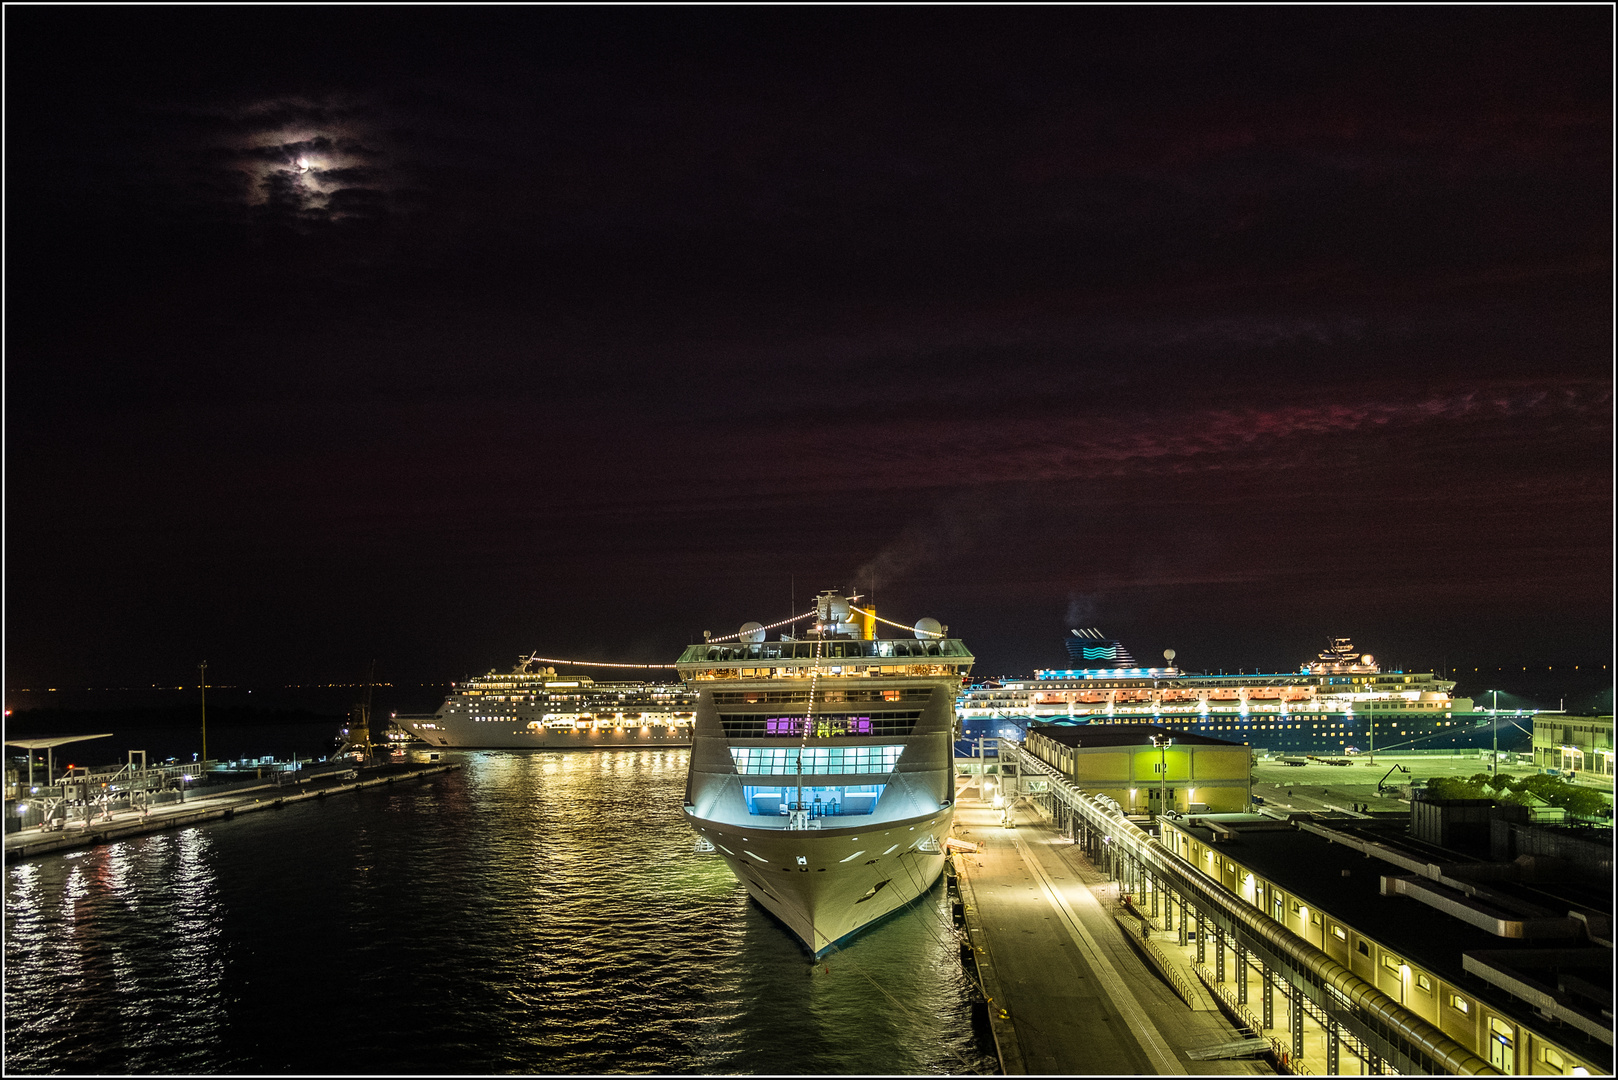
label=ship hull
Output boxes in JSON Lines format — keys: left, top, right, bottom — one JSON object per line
{"left": 688, "top": 806, "right": 953, "bottom": 957}
{"left": 396, "top": 714, "right": 691, "bottom": 750}
{"left": 675, "top": 601, "right": 973, "bottom": 958}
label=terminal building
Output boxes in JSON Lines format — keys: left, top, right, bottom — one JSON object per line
{"left": 1158, "top": 810, "right": 1611, "bottom": 1076}
{"left": 1022, "top": 723, "right": 1250, "bottom": 814}
{"left": 1015, "top": 740, "right": 1612, "bottom": 1076}
{"left": 1533, "top": 715, "right": 1614, "bottom": 781}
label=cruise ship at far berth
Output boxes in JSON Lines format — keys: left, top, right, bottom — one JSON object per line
{"left": 678, "top": 590, "right": 971, "bottom": 957}
{"left": 958, "top": 632, "right": 1532, "bottom": 756}
{"left": 394, "top": 660, "right": 696, "bottom": 749}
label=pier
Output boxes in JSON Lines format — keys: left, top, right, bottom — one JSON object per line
{"left": 950, "top": 798, "right": 1270, "bottom": 1075}
{"left": 4, "top": 760, "right": 460, "bottom": 863}
{"left": 950, "top": 744, "right": 1538, "bottom": 1076}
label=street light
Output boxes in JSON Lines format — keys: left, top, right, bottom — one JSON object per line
{"left": 199, "top": 661, "right": 208, "bottom": 765}
{"left": 1488, "top": 690, "right": 1499, "bottom": 775}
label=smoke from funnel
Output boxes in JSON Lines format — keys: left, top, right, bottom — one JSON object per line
{"left": 852, "top": 496, "right": 1020, "bottom": 591}
{"left": 1065, "top": 592, "right": 1100, "bottom": 629}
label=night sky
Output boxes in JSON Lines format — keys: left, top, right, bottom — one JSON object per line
{"left": 6, "top": 7, "right": 1612, "bottom": 706}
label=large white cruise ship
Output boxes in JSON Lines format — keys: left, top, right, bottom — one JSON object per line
{"left": 394, "top": 659, "right": 696, "bottom": 749}
{"left": 678, "top": 591, "right": 972, "bottom": 957}
{"left": 956, "top": 632, "right": 1515, "bottom": 756}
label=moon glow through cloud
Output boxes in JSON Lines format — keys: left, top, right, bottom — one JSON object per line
{"left": 5, "top": 6, "right": 1609, "bottom": 698}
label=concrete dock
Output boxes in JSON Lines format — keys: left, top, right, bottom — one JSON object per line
{"left": 951, "top": 801, "right": 1272, "bottom": 1075}
{"left": 4, "top": 760, "right": 460, "bottom": 863}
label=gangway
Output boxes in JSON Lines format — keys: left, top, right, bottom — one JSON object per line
{"left": 22, "top": 752, "right": 230, "bottom": 831}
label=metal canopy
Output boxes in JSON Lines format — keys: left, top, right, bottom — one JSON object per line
{"left": 5, "top": 734, "right": 115, "bottom": 750}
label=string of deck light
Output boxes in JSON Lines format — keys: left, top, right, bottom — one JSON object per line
{"left": 518, "top": 602, "right": 937, "bottom": 672}
{"left": 519, "top": 610, "right": 819, "bottom": 669}
{"left": 847, "top": 604, "right": 946, "bottom": 638}
{"left": 522, "top": 653, "right": 680, "bottom": 670}
{"left": 704, "top": 608, "right": 818, "bottom": 644}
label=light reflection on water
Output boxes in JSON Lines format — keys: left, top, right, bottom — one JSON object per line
{"left": 6, "top": 748, "right": 994, "bottom": 1075}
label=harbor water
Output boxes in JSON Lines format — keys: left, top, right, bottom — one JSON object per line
{"left": 4, "top": 747, "right": 996, "bottom": 1074}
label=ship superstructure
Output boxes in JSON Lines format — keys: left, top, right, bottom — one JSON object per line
{"left": 394, "top": 659, "right": 696, "bottom": 749}
{"left": 957, "top": 632, "right": 1528, "bottom": 756}
{"left": 679, "top": 591, "right": 971, "bottom": 957}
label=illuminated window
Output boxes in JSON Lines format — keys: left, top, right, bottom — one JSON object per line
{"left": 730, "top": 745, "right": 903, "bottom": 774}
{"left": 1331, "top": 924, "right": 1346, "bottom": 940}
{"left": 1449, "top": 994, "right": 1469, "bottom": 1014}
{"left": 1415, "top": 973, "right": 1431, "bottom": 991}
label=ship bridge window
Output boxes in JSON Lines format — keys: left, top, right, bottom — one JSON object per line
{"left": 730, "top": 745, "right": 904, "bottom": 775}
{"left": 742, "top": 784, "right": 885, "bottom": 817}
{"left": 719, "top": 711, "right": 920, "bottom": 738}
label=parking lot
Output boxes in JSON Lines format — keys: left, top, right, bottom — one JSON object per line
{"left": 1248, "top": 751, "right": 1604, "bottom": 815}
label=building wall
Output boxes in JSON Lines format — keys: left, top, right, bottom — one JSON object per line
{"left": 1159, "top": 820, "right": 1601, "bottom": 1076}
{"left": 1532, "top": 715, "right": 1614, "bottom": 778}
{"left": 1026, "top": 732, "right": 1251, "bottom": 812}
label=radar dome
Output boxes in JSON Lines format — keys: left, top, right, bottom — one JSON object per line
{"left": 1163, "top": 649, "right": 1176, "bottom": 662}
{"left": 739, "top": 622, "right": 766, "bottom": 643}
{"left": 914, "top": 617, "right": 943, "bottom": 640}
{"left": 827, "top": 596, "right": 850, "bottom": 623}
{"left": 1361, "top": 654, "right": 1374, "bottom": 665}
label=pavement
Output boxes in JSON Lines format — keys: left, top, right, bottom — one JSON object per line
{"left": 1249, "top": 751, "right": 1612, "bottom": 817}
{"left": 951, "top": 793, "right": 1271, "bottom": 1076}
{"left": 952, "top": 751, "right": 1611, "bottom": 1076}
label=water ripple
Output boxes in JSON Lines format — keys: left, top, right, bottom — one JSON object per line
{"left": 6, "top": 748, "right": 996, "bottom": 1074}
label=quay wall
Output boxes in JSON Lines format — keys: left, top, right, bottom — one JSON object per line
{"left": 5, "top": 763, "right": 460, "bottom": 863}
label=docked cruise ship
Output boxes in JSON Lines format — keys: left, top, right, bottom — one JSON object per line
{"left": 959, "top": 632, "right": 1533, "bottom": 756}
{"left": 394, "top": 660, "right": 696, "bottom": 749}
{"left": 679, "top": 591, "right": 970, "bottom": 957}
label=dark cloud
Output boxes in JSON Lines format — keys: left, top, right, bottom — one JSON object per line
{"left": 4, "top": 6, "right": 1610, "bottom": 692}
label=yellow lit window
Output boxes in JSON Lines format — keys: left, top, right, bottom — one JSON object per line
{"left": 1331, "top": 925, "right": 1346, "bottom": 940}
{"left": 1449, "top": 994, "right": 1469, "bottom": 1014}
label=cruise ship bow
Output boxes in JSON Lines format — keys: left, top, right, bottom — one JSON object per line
{"left": 678, "top": 591, "right": 972, "bottom": 956}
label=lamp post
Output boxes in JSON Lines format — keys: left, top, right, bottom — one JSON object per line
{"left": 1490, "top": 689, "right": 1499, "bottom": 775}
{"left": 199, "top": 661, "right": 208, "bottom": 766}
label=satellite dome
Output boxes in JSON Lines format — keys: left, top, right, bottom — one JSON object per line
{"left": 739, "top": 622, "right": 766, "bottom": 643}
{"left": 1361, "top": 653, "right": 1375, "bottom": 665}
{"left": 827, "top": 596, "right": 850, "bottom": 623}
{"left": 914, "top": 617, "right": 942, "bottom": 640}
{"left": 1163, "top": 649, "right": 1176, "bottom": 662}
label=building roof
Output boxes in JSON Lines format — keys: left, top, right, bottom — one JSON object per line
{"left": 1028, "top": 722, "right": 1245, "bottom": 749}
{"left": 1170, "top": 815, "right": 1612, "bottom": 1069}
{"left": 4, "top": 733, "right": 114, "bottom": 750}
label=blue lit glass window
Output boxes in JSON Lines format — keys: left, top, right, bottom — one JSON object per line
{"left": 742, "top": 784, "right": 885, "bottom": 817}
{"left": 730, "top": 745, "right": 902, "bottom": 775}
